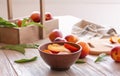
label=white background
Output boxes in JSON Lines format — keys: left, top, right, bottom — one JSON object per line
{"left": 0, "top": 0, "right": 120, "bottom": 28}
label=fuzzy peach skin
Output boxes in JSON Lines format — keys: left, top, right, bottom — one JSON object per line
{"left": 49, "top": 29, "right": 63, "bottom": 42}
{"left": 45, "top": 12, "right": 53, "bottom": 20}
{"left": 111, "top": 46, "right": 120, "bottom": 62}
{"left": 30, "top": 11, "right": 41, "bottom": 22}
{"left": 64, "top": 34, "right": 79, "bottom": 43}
{"left": 77, "top": 41, "right": 90, "bottom": 58}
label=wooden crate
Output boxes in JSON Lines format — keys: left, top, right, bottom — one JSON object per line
{"left": 0, "top": 19, "right": 58, "bottom": 44}
{"left": 0, "top": 0, "right": 59, "bottom": 44}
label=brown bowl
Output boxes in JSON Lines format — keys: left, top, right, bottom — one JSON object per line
{"left": 38, "top": 42, "right": 82, "bottom": 71}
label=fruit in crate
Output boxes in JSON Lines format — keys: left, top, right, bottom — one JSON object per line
{"left": 110, "top": 46, "right": 120, "bottom": 62}
{"left": 49, "top": 29, "right": 63, "bottom": 42}
{"left": 16, "top": 19, "right": 22, "bottom": 27}
{"left": 64, "top": 34, "right": 79, "bottom": 43}
{"left": 0, "top": 16, "right": 41, "bottom": 28}
{"left": 30, "top": 11, "right": 41, "bottom": 22}
{"left": 45, "top": 12, "right": 53, "bottom": 21}
{"left": 30, "top": 11, "right": 53, "bottom": 22}
{"left": 77, "top": 41, "right": 90, "bottom": 58}
{"left": 15, "top": 18, "right": 41, "bottom": 27}
{"left": 0, "top": 11, "right": 54, "bottom": 28}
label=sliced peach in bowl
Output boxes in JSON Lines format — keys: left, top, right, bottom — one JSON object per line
{"left": 38, "top": 42, "right": 82, "bottom": 71}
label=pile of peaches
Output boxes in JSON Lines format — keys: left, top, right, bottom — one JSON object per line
{"left": 44, "top": 29, "right": 120, "bottom": 62}
{"left": 45, "top": 29, "right": 90, "bottom": 59}
{"left": 16, "top": 11, "right": 53, "bottom": 27}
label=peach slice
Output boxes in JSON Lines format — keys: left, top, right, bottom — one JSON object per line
{"left": 118, "top": 38, "right": 120, "bottom": 44}
{"left": 43, "top": 50, "right": 52, "bottom": 54}
{"left": 47, "top": 44, "right": 70, "bottom": 53}
{"left": 109, "top": 36, "right": 120, "bottom": 44}
{"left": 64, "top": 43, "right": 79, "bottom": 52}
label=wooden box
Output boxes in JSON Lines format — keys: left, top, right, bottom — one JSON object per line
{"left": 0, "top": 19, "right": 58, "bottom": 44}
{"left": 0, "top": 0, "right": 59, "bottom": 44}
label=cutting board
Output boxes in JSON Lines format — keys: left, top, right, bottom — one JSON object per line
{"left": 86, "top": 38, "right": 119, "bottom": 55}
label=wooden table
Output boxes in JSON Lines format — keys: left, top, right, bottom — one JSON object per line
{"left": 0, "top": 16, "right": 120, "bottom": 76}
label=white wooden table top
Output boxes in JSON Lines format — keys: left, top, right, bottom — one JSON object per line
{"left": 0, "top": 16, "right": 120, "bottom": 76}
{"left": 0, "top": 40, "right": 120, "bottom": 76}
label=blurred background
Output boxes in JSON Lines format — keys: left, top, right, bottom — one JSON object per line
{"left": 0, "top": 0, "right": 120, "bottom": 28}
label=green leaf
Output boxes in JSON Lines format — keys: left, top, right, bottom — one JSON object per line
{"left": 19, "top": 44, "right": 39, "bottom": 49}
{"left": 0, "top": 44, "right": 39, "bottom": 54}
{"left": 75, "top": 59, "right": 86, "bottom": 64}
{"left": 0, "top": 45, "right": 25, "bottom": 54}
{"left": 0, "top": 17, "right": 43, "bottom": 28}
{"left": 94, "top": 53, "right": 107, "bottom": 63}
{"left": 14, "top": 56, "right": 37, "bottom": 63}
{"left": 20, "top": 18, "right": 43, "bottom": 27}
{"left": 0, "top": 17, "right": 17, "bottom": 27}
{"left": 21, "top": 18, "right": 29, "bottom": 27}
{"left": 26, "top": 21, "right": 43, "bottom": 27}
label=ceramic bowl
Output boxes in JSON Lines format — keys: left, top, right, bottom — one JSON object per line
{"left": 38, "top": 42, "right": 82, "bottom": 71}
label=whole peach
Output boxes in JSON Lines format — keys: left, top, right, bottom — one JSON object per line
{"left": 45, "top": 12, "right": 53, "bottom": 20}
{"left": 16, "top": 19, "right": 22, "bottom": 27}
{"left": 77, "top": 41, "right": 90, "bottom": 58}
{"left": 111, "top": 46, "right": 120, "bottom": 62}
{"left": 49, "top": 29, "right": 63, "bottom": 42}
{"left": 30, "top": 11, "right": 40, "bottom": 22}
{"left": 64, "top": 34, "right": 79, "bottom": 43}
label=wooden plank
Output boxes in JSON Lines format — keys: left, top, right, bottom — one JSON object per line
{"left": 0, "top": 50, "right": 17, "bottom": 76}
{"left": 7, "top": 0, "right": 13, "bottom": 20}
{"left": 66, "top": 64, "right": 105, "bottom": 76}
{"left": 86, "top": 55, "right": 120, "bottom": 76}
{"left": 39, "top": 0, "right": 45, "bottom": 25}
{"left": 39, "top": 0, "right": 45, "bottom": 39}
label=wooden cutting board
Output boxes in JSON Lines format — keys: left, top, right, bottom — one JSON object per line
{"left": 86, "top": 38, "right": 119, "bottom": 55}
